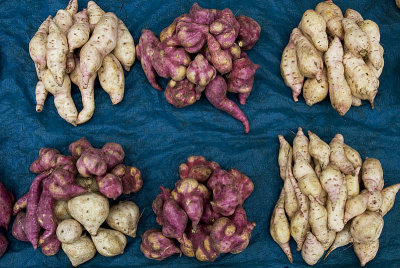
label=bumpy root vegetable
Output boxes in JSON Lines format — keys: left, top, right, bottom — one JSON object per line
{"left": 299, "top": 10, "right": 328, "bottom": 52}
{"left": 68, "top": 9, "right": 90, "bottom": 52}
{"left": 0, "top": 182, "right": 14, "bottom": 231}
{"left": 106, "top": 201, "right": 140, "bottom": 237}
{"left": 91, "top": 228, "right": 127, "bottom": 257}
{"left": 62, "top": 235, "right": 97, "bottom": 266}
{"left": 315, "top": 0, "right": 344, "bottom": 39}
{"left": 113, "top": 19, "right": 135, "bottom": 71}
{"left": 227, "top": 52, "right": 259, "bottom": 95}
{"left": 308, "top": 131, "right": 330, "bottom": 169}
{"left": 381, "top": 183, "right": 400, "bottom": 216}
{"left": 329, "top": 134, "right": 355, "bottom": 175}
{"left": 280, "top": 40, "right": 304, "bottom": 102}
{"left": 206, "top": 33, "right": 232, "bottom": 75}
{"left": 47, "top": 19, "right": 68, "bottom": 86}
{"left": 362, "top": 158, "right": 384, "bottom": 193}
{"left": 165, "top": 79, "right": 197, "bottom": 108}
{"left": 344, "top": 8, "right": 364, "bottom": 22}
{"left": 54, "top": 200, "right": 72, "bottom": 221}
{"left": 29, "top": 16, "right": 51, "bottom": 71}
{"left": 278, "top": 135, "right": 292, "bottom": 181}
{"left": 0, "top": 234, "right": 6, "bottom": 258}
{"left": 343, "top": 144, "right": 362, "bottom": 169}
{"left": 320, "top": 164, "right": 344, "bottom": 205}
{"left": 87, "top": 1, "right": 105, "bottom": 25}
{"left": 56, "top": 219, "right": 82, "bottom": 244}
{"left": 205, "top": 75, "right": 250, "bottom": 133}
{"left": 364, "top": 190, "right": 383, "bottom": 212}
{"left": 111, "top": 165, "right": 143, "bottom": 194}
{"left": 354, "top": 240, "right": 379, "bottom": 266}
{"left": 324, "top": 223, "right": 352, "bottom": 259}
{"left": 140, "top": 229, "right": 181, "bottom": 261}
{"left": 209, "top": 9, "right": 239, "bottom": 50}
{"left": 37, "top": 180, "right": 57, "bottom": 246}
{"left": 179, "top": 156, "right": 219, "bottom": 182}
{"left": 309, "top": 196, "right": 330, "bottom": 244}
{"left": 12, "top": 211, "right": 29, "bottom": 242}
{"left": 327, "top": 182, "right": 347, "bottom": 232}
{"left": 35, "top": 81, "right": 48, "bottom": 112}
{"left": 293, "top": 159, "right": 323, "bottom": 203}
{"left": 98, "top": 54, "right": 125, "bottom": 105}
{"left": 342, "top": 18, "right": 370, "bottom": 57}
{"left": 302, "top": 69, "right": 328, "bottom": 106}
{"left": 301, "top": 232, "right": 324, "bottom": 265}
{"left": 236, "top": 16, "right": 261, "bottom": 50}
{"left": 359, "top": 20, "right": 382, "bottom": 70}
{"left": 344, "top": 192, "right": 368, "bottom": 223}
{"left": 41, "top": 235, "right": 61, "bottom": 256}
{"left": 350, "top": 211, "right": 383, "bottom": 243}
{"left": 186, "top": 54, "right": 216, "bottom": 89}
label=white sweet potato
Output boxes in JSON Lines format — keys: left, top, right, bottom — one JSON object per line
{"left": 362, "top": 158, "right": 384, "bottom": 193}
{"left": 54, "top": 200, "right": 71, "bottom": 221}
{"left": 342, "top": 18, "right": 370, "bottom": 57}
{"left": 301, "top": 232, "right": 324, "bottom": 265}
{"left": 35, "top": 81, "right": 48, "bottom": 112}
{"left": 113, "top": 19, "right": 135, "bottom": 71}
{"left": 345, "top": 167, "right": 361, "bottom": 198}
{"left": 106, "top": 201, "right": 140, "bottom": 238}
{"left": 308, "top": 131, "right": 330, "bottom": 169}
{"left": 343, "top": 144, "right": 362, "bottom": 169}
{"left": 91, "top": 228, "right": 127, "bottom": 257}
{"left": 29, "top": 16, "right": 51, "bottom": 71}
{"left": 54, "top": 10, "right": 73, "bottom": 34}
{"left": 315, "top": 0, "right": 344, "bottom": 39}
{"left": 57, "top": 219, "right": 83, "bottom": 244}
{"left": 329, "top": 134, "right": 355, "bottom": 175}
{"left": 344, "top": 9, "right": 364, "bottom": 23}
{"left": 354, "top": 240, "right": 379, "bottom": 266}
{"left": 352, "top": 96, "right": 362, "bottom": 107}
{"left": 320, "top": 164, "right": 344, "bottom": 205}
{"left": 367, "top": 44, "right": 384, "bottom": 78}
{"left": 327, "top": 183, "right": 347, "bottom": 232}
{"left": 98, "top": 54, "right": 125, "bottom": 105}
{"left": 278, "top": 135, "right": 292, "bottom": 180}
{"left": 309, "top": 196, "right": 330, "bottom": 244}
{"left": 362, "top": 189, "right": 383, "bottom": 212}
{"left": 68, "top": 9, "right": 90, "bottom": 52}
{"left": 381, "top": 183, "right": 400, "bottom": 216}
{"left": 344, "top": 191, "right": 368, "bottom": 223}
{"left": 87, "top": 1, "right": 105, "bottom": 25}
{"left": 65, "top": 0, "right": 78, "bottom": 16}
{"left": 324, "top": 223, "right": 352, "bottom": 260}
{"left": 62, "top": 235, "right": 96, "bottom": 266}
{"left": 321, "top": 230, "right": 336, "bottom": 251}
{"left": 350, "top": 211, "right": 383, "bottom": 244}
{"left": 46, "top": 19, "right": 68, "bottom": 86}
{"left": 293, "top": 127, "right": 311, "bottom": 164}
{"left": 298, "top": 10, "right": 328, "bottom": 52}
{"left": 302, "top": 69, "right": 328, "bottom": 106}
{"left": 293, "top": 159, "right": 323, "bottom": 204}
{"left": 359, "top": 20, "right": 383, "bottom": 70}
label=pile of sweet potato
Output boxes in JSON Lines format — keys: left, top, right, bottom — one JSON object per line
{"left": 12, "top": 138, "right": 142, "bottom": 266}
{"left": 140, "top": 156, "right": 255, "bottom": 262}
{"left": 271, "top": 128, "right": 400, "bottom": 266}
{"left": 281, "top": 0, "right": 384, "bottom": 116}
{"left": 137, "top": 3, "right": 261, "bottom": 133}
{"left": 29, "top": 0, "right": 135, "bottom": 125}
{"left": 0, "top": 182, "right": 14, "bottom": 258}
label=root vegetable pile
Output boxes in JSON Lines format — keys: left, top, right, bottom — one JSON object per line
{"left": 281, "top": 1, "right": 384, "bottom": 115}
{"left": 0, "top": 182, "right": 14, "bottom": 258}
{"left": 140, "top": 156, "right": 256, "bottom": 262}
{"left": 12, "top": 138, "right": 142, "bottom": 266}
{"left": 271, "top": 128, "right": 400, "bottom": 266}
{"left": 137, "top": 3, "right": 261, "bottom": 133}
{"left": 29, "top": 0, "right": 135, "bottom": 125}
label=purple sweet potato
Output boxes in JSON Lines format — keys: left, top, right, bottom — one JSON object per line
{"left": 186, "top": 224, "right": 219, "bottom": 262}
{"left": 30, "top": 148, "right": 60, "bottom": 173}
{"left": 136, "top": 29, "right": 162, "bottom": 91}
{"left": 211, "top": 183, "right": 242, "bottom": 216}
{"left": 140, "top": 229, "right": 181, "bottom": 261}
{"left": 229, "top": 168, "right": 254, "bottom": 201}
{"left": 0, "top": 182, "right": 14, "bottom": 230}
{"left": 238, "top": 92, "right": 251, "bottom": 105}
{"left": 41, "top": 234, "right": 61, "bottom": 256}
{"left": 224, "top": 43, "right": 241, "bottom": 60}
{"left": 96, "top": 173, "right": 123, "bottom": 199}
{"left": 179, "top": 155, "right": 220, "bottom": 182}
{"left": 152, "top": 40, "right": 191, "bottom": 82}
{"left": 37, "top": 179, "right": 57, "bottom": 247}
{"left": 0, "top": 233, "right": 7, "bottom": 258}
{"left": 228, "top": 206, "right": 256, "bottom": 253}
{"left": 175, "top": 15, "right": 209, "bottom": 53}
{"left": 207, "top": 168, "right": 234, "bottom": 189}
{"left": 152, "top": 190, "right": 166, "bottom": 226}
{"left": 48, "top": 180, "right": 86, "bottom": 201}
{"left": 13, "top": 193, "right": 28, "bottom": 215}
{"left": 189, "top": 3, "right": 216, "bottom": 25}
{"left": 227, "top": 52, "right": 259, "bottom": 94}
{"left": 205, "top": 76, "right": 250, "bottom": 133}
{"left": 76, "top": 149, "right": 107, "bottom": 177}
{"left": 51, "top": 168, "right": 76, "bottom": 186}
{"left": 201, "top": 202, "right": 221, "bottom": 224}
{"left": 69, "top": 137, "right": 92, "bottom": 159}
{"left": 186, "top": 54, "right": 216, "bottom": 88}
{"left": 164, "top": 79, "right": 197, "bottom": 108}
{"left": 210, "top": 9, "right": 239, "bottom": 49}
{"left": 112, "top": 164, "right": 143, "bottom": 194}
{"left": 12, "top": 212, "right": 29, "bottom": 242}
{"left": 236, "top": 15, "right": 261, "bottom": 50}
{"left": 206, "top": 34, "right": 232, "bottom": 74}
{"left": 101, "top": 143, "right": 125, "bottom": 170}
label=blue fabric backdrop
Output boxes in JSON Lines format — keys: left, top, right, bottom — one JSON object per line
{"left": 0, "top": 0, "right": 399, "bottom": 267}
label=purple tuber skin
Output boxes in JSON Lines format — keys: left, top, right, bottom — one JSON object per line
{"left": 51, "top": 168, "right": 76, "bottom": 186}
{"left": 30, "top": 148, "right": 59, "bottom": 173}
{"left": 164, "top": 79, "right": 197, "bottom": 108}
{"left": 152, "top": 40, "right": 191, "bottom": 82}
{"left": 76, "top": 149, "right": 107, "bottom": 177}
{"left": 136, "top": 29, "right": 162, "bottom": 91}
{"left": 205, "top": 76, "right": 250, "bottom": 133}
{"left": 112, "top": 164, "right": 143, "bottom": 194}
{"left": 201, "top": 202, "right": 221, "bottom": 224}
{"left": 210, "top": 9, "right": 239, "bottom": 49}
{"left": 37, "top": 179, "right": 57, "bottom": 247}
{"left": 224, "top": 43, "right": 242, "bottom": 60}
{"left": 0, "top": 233, "right": 7, "bottom": 258}
{"left": 236, "top": 16, "right": 261, "bottom": 50}
{"left": 0, "top": 182, "right": 14, "bottom": 230}
{"left": 13, "top": 193, "right": 28, "bottom": 215}
{"left": 25, "top": 171, "right": 51, "bottom": 249}
{"left": 238, "top": 92, "right": 251, "bottom": 105}
{"left": 179, "top": 155, "right": 220, "bottom": 182}
{"left": 96, "top": 173, "right": 123, "bottom": 199}
{"left": 207, "top": 168, "right": 235, "bottom": 189}
{"left": 101, "top": 143, "right": 125, "bottom": 170}
{"left": 69, "top": 137, "right": 92, "bottom": 159}
{"left": 48, "top": 180, "right": 86, "bottom": 201}
{"left": 140, "top": 229, "right": 181, "bottom": 261}
{"left": 229, "top": 168, "right": 254, "bottom": 201}
{"left": 12, "top": 211, "right": 29, "bottom": 242}
{"left": 40, "top": 234, "right": 61, "bottom": 256}
{"left": 206, "top": 34, "right": 232, "bottom": 74}
{"left": 189, "top": 3, "right": 216, "bottom": 25}
{"left": 186, "top": 54, "right": 216, "bottom": 89}
{"left": 228, "top": 206, "right": 256, "bottom": 254}
{"left": 227, "top": 52, "right": 260, "bottom": 94}
{"left": 175, "top": 15, "right": 209, "bottom": 53}
{"left": 152, "top": 190, "right": 166, "bottom": 226}
{"left": 185, "top": 224, "right": 219, "bottom": 262}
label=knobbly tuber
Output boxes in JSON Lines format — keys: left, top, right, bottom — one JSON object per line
{"left": 236, "top": 15, "right": 261, "bottom": 50}
{"left": 62, "top": 235, "right": 96, "bottom": 266}
{"left": 91, "top": 228, "right": 127, "bottom": 257}
{"left": 106, "top": 201, "right": 140, "bottom": 238}
{"left": 164, "top": 79, "right": 197, "bottom": 108}
{"left": 140, "top": 229, "right": 181, "bottom": 261}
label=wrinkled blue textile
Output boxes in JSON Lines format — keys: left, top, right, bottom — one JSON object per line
{"left": 0, "top": 0, "right": 399, "bottom": 267}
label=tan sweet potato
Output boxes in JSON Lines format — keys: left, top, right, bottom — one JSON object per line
{"left": 315, "top": 0, "right": 344, "bottom": 39}
{"left": 381, "top": 183, "right": 400, "bottom": 216}
{"left": 47, "top": 19, "right": 68, "bottom": 86}
{"left": 354, "top": 240, "right": 379, "bottom": 266}
{"left": 29, "top": 16, "right": 51, "bottom": 71}
{"left": 301, "top": 232, "right": 324, "bottom": 265}
{"left": 342, "top": 18, "right": 370, "bottom": 57}
{"left": 344, "top": 9, "right": 364, "bottom": 23}
{"left": 350, "top": 211, "right": 383, "bottom": 244}
{"left": 308, "top": 131, "right": 330, "bottom": 169}
{"left": 293, "top": 127, "right": 311, "bottom": 164}
{"left": 327, "top": 183, "right": 347, "bottom": 232}
{"left": 359, "top": 20, "right": 383, "bottom": 70}
{"left": 98, "top": 54, "right": 125, "bottom": 105}
{"left": 299, "top": 9, "right": 328, "bottom": 52}
{"left": 302, "top": 69, "right": 328, "bottom": 106}
{"left": 329, "top": 134, "right": 355, "bottom": 175}
{"left": 113, "top": 19, "right": 135, "bottom": 71}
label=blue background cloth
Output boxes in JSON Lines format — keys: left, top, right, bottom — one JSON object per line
{"left": 0, "top": 0, "right": 399, "bottom": 267}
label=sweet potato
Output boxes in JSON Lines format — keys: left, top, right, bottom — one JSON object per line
{"left": 290, "top": 28, "right": 323, "bottom": 81}
{"left": 0, "top": 234, "right": 6, "bottom": 258}
{"left": 48, "top": 180, "right": 86, "bottom": 201}
{"left": 320, "top": 164, "right": 344, "bottom": 205}
{"left": 205, "top": 75, "right": 250, "bottom": 133}
{"left": 68, "top": 9, "right": 90, "bottom": 52}
{"left": 359, "top": 20, "right": 383, "bottom": 70}
{"left": 37, "top": 180, "right": 57, "bottom": 246}
{"left": 87, "top": 1, "right": 105, "bottom": 25}
{"left": 284, "top": 169, "right": 298, "bottom": 220}
{"left": 113, "top": 19, "right": 135, "bottom": 71}
{"left": 367, "top": 44, "right": 384, "bottom": 78}
{"left": 185, "top": 225, "right": 220, "bottom": 261}
{"left": 362, "top": 158, "right": 384, "bottom": 193}
{"left": 54, "top": 200, "right": 72, "bottom": 221}
{"left": 293, "top": 159, "right": 323, "bottom": 203}
{"left": 76, "top": 149, "right": 107, "bottom": 177}
{"left": 344, "top": 9, "right": 364, "bottom": 23}
{"left": 342, "top": 18, "right": 370, "bottom": 57}
{"left": 179, "top": 156, "right": 219, "bottom": 182}
{"left": 0, "top": 182, "right": 14, "bottom": 230}
{"left": 308, "top": 131, "right": 330, "bottom": 169}
{"left": 344, "top": 144, "right": 362, "bottom": 169}
{"left": 62, "top": 235, "right": 96, "bottom": 266}
{"left": 325, "top": 222, "right": 352, "bottom": 259}
{"left": 164, "top": 79, "right": 197, "bottom": 108}
{"left": 69, "top": 137, "right": 92, "bottom": 159}
{"left": 381, "top": 183, "right": 400, "bottom": 216}
{"left": 344, "top": 191, "right": 369, "bottom": 223}
{"left": 280, "top": 39, "right": 304, "bottom": 102}
{"left": 302, "top": 69, "right": 329, "bottom": 106}
{"left": 343, "top": 51, "right": 379, "bottom": 108}
{"left": 175, "top": 15, "right": 209, "bottom": 53}
{"left": 227, "top": 52, "right": 259, "bottom": 95}
{"left": 111, "top": 165, "right": 143, "bottom": 194}
{"left": 54, "top": 5, "right": 74, "bottom": 34}
{"left": 299, "top": 10, "right": 328, "bottom": 52}
{"left": 325, "top": 37, "right": 352, "bottom": 116}
{"left": 56, "top": 219, "right": 82, "bottom": 244}
{"left": 98, "top": 53, "right": 125, "bottom": 105}
{"left": 41, "top": 234, "right": 61, "bottom": 256}
{"left": 327, "top": 182, "right": 347, "bottom": 232}
{"left": 29, "top": 16, "right": 51, "bottom": 71}
{"left": 293, "top": 127, "right": 311, "bottom": 164}
{"left": 329, "top": 134, "right": 355, "bottom": 175}
{"left": 91, "top": 228, "right": 127, "bottom": 257}
{"left": 346, "top": 167, "right": 361, "bottom": 198}
{"left": 46, "top": 19, "right": 68, "bottom": 86}
{"left": 301, "top": 232, "right": 324, "bottom": 265}
{"left": 80, "top": 12, "right": 118, "bottom": 88}
{"left": 236, "top": 15, "right": 261, "bottom": 50}
{"left": 315, "top": 0, "right": 344, "bottom": 39}
{"left": 270, "top": 190, "right": 293, "bottom": 263}
{"left": 140, "top": 229, "right": 181, "bottom": 261}
{"left": 309, "top": 195, "right": 330, "bottom": 244}
{"left": 106, "top": 201, "right": 140, "bottom": 238}
{"left": 201, "top": 202, "right": 221, "bottom": 225}
{"left": 189, "top": 3, "right": 216, "bottom": 25}
{"left": 209, "top": 9, "right": 239, "bottom": 49}
{"left": 186, "top": 54, "right": 216, "bottom": 90}
{"left": 351, "top": 211, "right": 383, "bottom": 243}
{"left": 278, "top": 135, "right": 292, "bottom": 181}
{"left": 12, "top": 211, "right": 29, "bottom": 242}
{"left": 35, "top": 81, "right": 48, "bottom": 112}
{"left": 96, "top": 174, "right": 122, "bottom": 199}
{"left": 354, "top": 240, "right": 379, "bottom": 266}
{"left": 206, "top": 33, "right": 232, "bottom": 74}
{"left": 136, "top": 29, "right": 161, "bottom": 90}
{"left": 13, "top": 193, "right": 28, "bottom": 215}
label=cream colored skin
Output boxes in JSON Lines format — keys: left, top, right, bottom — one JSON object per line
{"left": 345, "top": 167, "right": 361, "bottom": 198}
{"left": 54, "top": 10, "right": 73, "bottom": 34}
{"left": 350, "top": 211, "right": 384, "bottom": 243}
{"left": 55, "top": 200, "right": 71, "bottom": 221}
{"left": 344, "top": 9, "right": 364, "bottom": 23}
{"left": 359, "top": 20, "right": 383, "bottom": 70}
{"left": 343, "top": 144, "right": 362, "bottom": 169}
{"left": 354, "top": 240, "right": 379, "bottom": 266}
{"left": 42, "top": 69, "right": 78, "bottom": 125}
{"left": 98, "top": 53, "right": 125, "bottom": 105}
{"left": 342, "top": 18, "right": 370, "bottom": 57}
{"left": 299, "top": 9, "right": 328, "bottom": 52}
{"left": 66, "top": 52, "right": 75, "bottom": 74}
{"left": 308, "top": 131, "right": 330, "bottom": 169}
{"left": 278, "top": 135, "right": 292, "bottom": 180}
{"left": 381, "top": 183, "right": 400, "bottom": 216}
{"left": 361, "top": 189, "right": 383, "bottom": 212}
{"left": 80, "top": 12, "right": 118, "bottom": 88}
{"left": 352, "top": 96, "right": 362, "bottom": 107}
{"left": 367, "top": 44, "right": 384, "bottom": 78}
{"left": 293, "top": 127, "right": 311, "bottom": 164}
{"left": 282, "top": 147, "right": 298, "bottom": 219}
{"left": 29, "top": 16, "right": 51, "bottom": 71}
{"left": 281, "top": 39, "right": 304, "bottom": 102}
{"left": 329, "top": 134, "right": 355, "bottom": 175}
{"left": 91, "top": 228, "right": 127, "bottom": 257}
{"left": 320, "top": 164, "right": 344, "bottom": 205}
{"left": 324, "top": 223, "right": 352, "bottom": 260}
{"left": 47, "top": 20, "right": 68, "bottom": 86}
{"left": 113, "top": 19, "right": 135, "bottom": 71}
{"left": 293, "top": 159, "right": 323, "bottom": 204}
{"left": 62, "top": 236, "right": 96, "bottom": 267}
{"left": 106, "top": 201, "right": 140, "bottom": 238}
{"left": 362, "top": 158, "right": 384, "bottom": 193}
{"left": 87, "top": 1, "right": 105, "bottom": 25}
{"left": 325, "top": 37, "right": 352, "bottom": 116}
{"left": 302, "top": 69, "right": 328, "bottom": 106}
{"left": 343, "top": 51, "right": 379, "bottom": 108}
{"left": 70, "top": 57, "right": 96, "bottom": 125}
{"left": 315, "top": 0, "right": 344, "bottom": 39}
{"left": 65, "top": 0, "right": 78, "bottom": 16}
{"left": 57, "top": 219, "right": 83, "bottom": 244}
{"left": 344, "top": 192, "right": 369, "bottom": 223}
{"left": 35, "top": 81, "right": 47, "bottom": 112}
{"left": 270, "top": 190, "right": 293, "bottom": 263}
{"left": 321, "top": 230, "right": 336, "bottom": 251}
{"left": 68, "top": 9, "right": 90, "bottom": 52}
{"left": 290, "top": 28, "right": 323, "bottom": 81}
{"left": 309, "top": 196, "right": 330, "bottom": 244}
{"left": 327, "top": 183, "right": 347, "bottom": 232}
{"left": 67, "top": 193, "right": 110, "bottom": 236}
{"left": 301, "top": 232, "right": 324, "bottom": 265}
